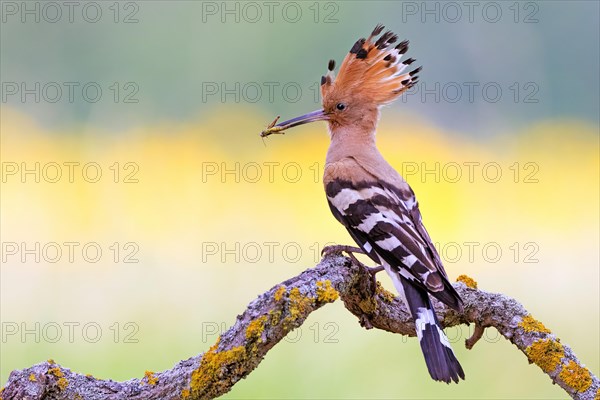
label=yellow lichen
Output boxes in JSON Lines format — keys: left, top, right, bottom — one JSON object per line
{"left": 358, "top": 297, "right": 377, "bottom": 314}
{"left": 245, "top": 316, "right": 267, "bottom": 342}
{"left": 47, "top": 359, "right": 55, "bottom": 365}
{"left": 85, "top": 374, "right": 93, "bottom": 378}
{"left": 268, "top": 309, "right": 282, "bottom": 326}
{"left": 519, "top": 314, "right": 551, "bottom": 334}
{"left": 525, "top": 338, "right": 564, "bottom": 373}
{"left": 190, "top": 340, "right": 247, "bottom": 398}
{"left": 285, "top": 287, "right": 313, "bottom": 326}
{"left": 48, "top": 367, "right": 63, "bottom": 378}
{"left": 28, "top": 373, "right": 36, "bottom": 382}
{"left": 274, "top": 285, "right": 286, "bottom": 301}
{"left": 181, "top": 388, "right": 190, "bottom": 399}
{"left": 559, "top": 360, "right": 592, "bottom": 392}
{"left": 144, "top": 370, "right": 158, "bottom": 385}
{"left": 376, "top": 282, "right": 396, "bottom": 303}
{"left": 56, "top": 377, "right": 68, "bottom": 391}
{"left": 48, "top": 367, "right": 67, "bottom": 391}
{"left": 316, "top": 280, "right": 339, "bottom": 303}
{"left": 187, "top": 285, "right": 320, "bottom": 398}
{"left": 595, "top": 387, "right": 600, "bottom": 400}
{"left": 456, "top": 274, "right": 478, "bottom": 289}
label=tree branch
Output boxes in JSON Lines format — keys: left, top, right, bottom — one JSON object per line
{"left": 2, "top": 254, "right": 598, "bottom": 400}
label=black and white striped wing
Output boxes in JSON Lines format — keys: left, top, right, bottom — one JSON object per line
{"left": 325, "top": 178, "right": 462, "bottom": 311}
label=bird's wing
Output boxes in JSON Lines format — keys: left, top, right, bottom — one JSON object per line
{"left": 325, "top": 176, "right": 462, "bottom": 311}
{"left": 406, "top": 192, "right": 450, "bottom": 280}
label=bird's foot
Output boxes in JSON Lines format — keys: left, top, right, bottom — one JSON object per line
{"left": 321, "top": 244, "right": 364, "bottom": 257}
{"left": 321, "top": 245, "right": 365, "bottom": 265}
{"left": 321, "top": 245, "right": 383, "bottom": 287}
{"left": 465, "top": 323, "right": 488, "bottom": 350}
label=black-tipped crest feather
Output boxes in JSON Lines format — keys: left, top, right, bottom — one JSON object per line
{"left": 324, "top": 25, "right": 421, "bottom": 107}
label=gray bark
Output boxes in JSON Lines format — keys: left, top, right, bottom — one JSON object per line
{"left": 2, "top": 254, "right": 598, "bottom": 400}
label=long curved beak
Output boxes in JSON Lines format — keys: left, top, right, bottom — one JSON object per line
{"left": 261, "top": 109, "right": 328, "bottom": 137}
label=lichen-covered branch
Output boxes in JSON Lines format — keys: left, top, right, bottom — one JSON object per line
{"left": 2, "top": 254, "right": 598, "bottom": 400}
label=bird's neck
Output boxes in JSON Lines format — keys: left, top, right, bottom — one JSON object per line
{"left": 325, "top": 126, "right": 378, "bottom": 164}
{"left": 325, "top": 125, "right": 403, "bottom": 185}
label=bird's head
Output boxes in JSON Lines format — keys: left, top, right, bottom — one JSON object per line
{"left": 261, "top": 24, "right": 420, "bottom": 139}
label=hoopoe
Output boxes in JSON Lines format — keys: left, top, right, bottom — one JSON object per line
{"left": 261, "top": 25, "right": 465, "bottom": 384}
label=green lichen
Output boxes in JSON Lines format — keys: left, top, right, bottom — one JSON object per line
{"left": 456, "top": 274, "right": 478, "bottom": 289}
{"left": 519, "top": 314, "right": 551, "bottom": 334}
{"left": 559, "top": 360, "right": 592, "bottom": 392}
{"left": 316, "top": 280, "right": 339, "bottom": 303}
{"left": 525, "top": 338, "right": 564, "bottom": 373}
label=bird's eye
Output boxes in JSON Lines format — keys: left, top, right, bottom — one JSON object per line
{"left": 336, "top": 103, "right": 346, "bottom": 111}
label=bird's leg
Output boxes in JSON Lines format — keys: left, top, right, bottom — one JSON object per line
{"left": 368, "top": 265, "right": 384, "bottom": 274}
{"left": 366, "top": 265, "right": 384, "bottom": 290}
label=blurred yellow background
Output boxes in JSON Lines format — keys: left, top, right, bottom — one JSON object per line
{"left": 1, "top": 1, "right": 599, "bottom": 398}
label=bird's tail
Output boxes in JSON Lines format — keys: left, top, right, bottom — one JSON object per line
{"left": 399, "top": 275, "right": 465, "bottom": 383}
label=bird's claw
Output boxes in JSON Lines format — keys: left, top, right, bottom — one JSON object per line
{"left": 321, "top": 244, "right": 364, "bottom": 258}
{"left": 321, "top": 245, "right": 384, "bottom": 288}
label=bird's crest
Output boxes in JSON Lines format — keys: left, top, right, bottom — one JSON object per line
{"left": 321, "top": 24, "right": 420, "bottom": 106}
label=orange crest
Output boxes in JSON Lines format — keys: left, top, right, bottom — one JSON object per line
{"left": 321, "top": 24, "right": 420, "bottom": 108}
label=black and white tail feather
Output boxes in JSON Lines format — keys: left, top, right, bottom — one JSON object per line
{"left": 399, "top": 274, "right": 464, "bottom": 383}
{"left": 326, "top": 177, "right": 465, "bottom": 383}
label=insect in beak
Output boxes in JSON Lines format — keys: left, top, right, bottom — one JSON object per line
{"left": 260, "top": 109, "right": 329, "bottom": 137}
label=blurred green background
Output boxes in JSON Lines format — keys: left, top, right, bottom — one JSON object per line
{"left": 1, "top": 1, "right": 598, "bottom": 398}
